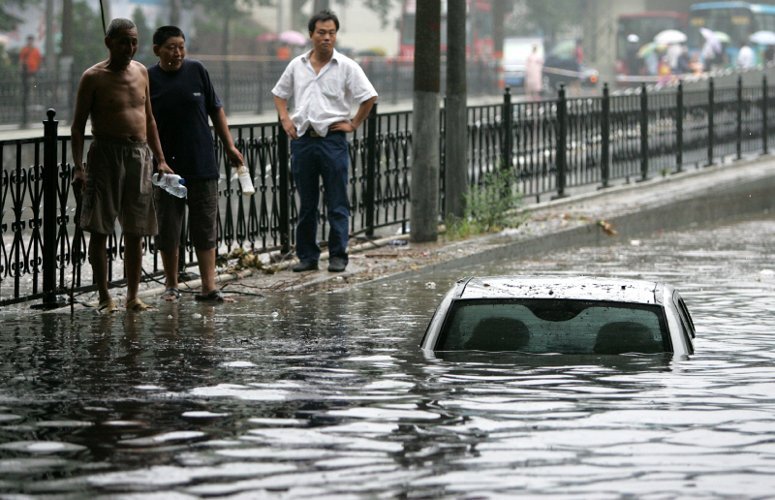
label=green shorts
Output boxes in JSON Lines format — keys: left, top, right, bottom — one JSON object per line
{"left": 79, "top": 138, "right": 157, "bottom": 236}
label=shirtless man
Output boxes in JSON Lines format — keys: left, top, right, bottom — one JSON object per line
{"left": 71, "top": 18, "right": 173, "bottom": 312}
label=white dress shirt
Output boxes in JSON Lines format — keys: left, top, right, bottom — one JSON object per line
{"left": 272, "top": 49, "right": 378, "bottom": 137}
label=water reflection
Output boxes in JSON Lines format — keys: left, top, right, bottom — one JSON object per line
{"left": 1, "top": 217, "right": 774, "bottom": 496}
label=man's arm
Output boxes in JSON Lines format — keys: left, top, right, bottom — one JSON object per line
{"left": 329, "top": 96, "right": 377, "bottom": 133}
{"left": 210, "top": 107, "right": 244, "bottom": 166}
{"left": 273, "top": 95, "right": 298, "bottom": 139}
{"left": 70, "top": 71, "right": 94, "bottom": 190}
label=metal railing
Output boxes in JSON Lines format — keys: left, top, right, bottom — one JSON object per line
{"left": 1, "top": 76, "right": 773, "bottom": 307}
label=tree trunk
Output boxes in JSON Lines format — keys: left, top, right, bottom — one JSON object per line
{"left": 221, "top": 15, "right": 231, "bottom": 112}
{"left": 410, "top": 0, "right": 440, "bottom": 242}
{"left": 169, "top": 0, "right": 182, "bottom": 25}
{"left": 445, "top": 0, "right": 467, "bottom": 220}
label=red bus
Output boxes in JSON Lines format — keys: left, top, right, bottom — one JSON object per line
{"left": 616, "top": 11, "right": 689, "bottom": 76}
{"left": 398, "top": 0, "right": 494, "bottom": 60}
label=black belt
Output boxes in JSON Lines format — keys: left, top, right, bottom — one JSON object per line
{"left": 304, "top": 130, "right": 344, "bottom": 138}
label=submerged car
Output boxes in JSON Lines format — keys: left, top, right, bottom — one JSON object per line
{"left": 421, "top": 276, "right": 695, "bottom": 356}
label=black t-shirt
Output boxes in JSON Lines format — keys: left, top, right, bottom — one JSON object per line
{"left": 148, "top": 59, "right": 222, "bottom": 180}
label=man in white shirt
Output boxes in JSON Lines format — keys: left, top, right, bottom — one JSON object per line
{"left": 272, "top": 9, "right": 378, "bottom": 273}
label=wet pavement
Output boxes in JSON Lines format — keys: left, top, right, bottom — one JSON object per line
{"left": 1, "top": 158, "right": 775, "bottom": 497}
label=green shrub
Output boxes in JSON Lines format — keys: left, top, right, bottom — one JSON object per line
{"left": 445, "top": 168, "right": 523, "bottom": 239}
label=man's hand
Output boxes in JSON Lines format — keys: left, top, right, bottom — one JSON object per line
{"left": 329, "top": 119, "right": 357, "bottom": 133}
{"left": 156, "top": 160, "right": 174, "bottom": 175}
{"left": 280, "top": 116, "right": 298, "bottom": 139}
{"left": 72, "top": 166, "right": 85, "bottom": 200}
{"left": 226, "top": 146, "right": 244, "bottom": 166}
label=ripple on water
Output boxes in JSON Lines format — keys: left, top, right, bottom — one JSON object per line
{"left": 0, "top": 441, "right": 87, "bottom": 454}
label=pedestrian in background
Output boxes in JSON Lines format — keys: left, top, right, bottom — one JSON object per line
{"left": 71, "top": 18, "right": 169, "bottom": 312}
{"left": 524, "top": 43, "right": 543, "bottom": 100}
{"left": 272, "top": 9, "right": 377, "bottom": 273}
{"left": 18, "top": 35, "right": 41, "bottom": 126}
{"left": 148, "top": 25, "right": 243, "bottom": 303}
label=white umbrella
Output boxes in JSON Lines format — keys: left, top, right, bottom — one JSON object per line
{"left": 700, "top": 27, "right": 722, "bottom": 53}
{"left": 654, "top": 29, "right": 687, "bottom": 45}
{"left": 750, "top": 30, "right": 775, "bottom": 45}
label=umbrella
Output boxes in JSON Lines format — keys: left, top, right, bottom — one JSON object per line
{"left": 714, "top": 31, "right": 731, "bottom": 44}
{"left": 700, "top": 27, "right": 722, "bottom": 53}
{"left": 637, "top": 42, "right": 665, "bottom": 58}
{"left": 654, "top": 29, "right": 687, "bottom": 45}
{"left": 750, "top": 30, "right": 775, "bottom": 45}
{"left": 279, "top": 30, "right": 307, "bottom": 46}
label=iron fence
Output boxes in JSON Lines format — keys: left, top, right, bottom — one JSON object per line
{"left": 1, "top": 76, "right": 773, "bottom": 308}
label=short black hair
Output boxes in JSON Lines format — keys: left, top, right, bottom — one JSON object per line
{"left": 106, "top": 18, "right": 136, "bottom": 39}
{"left": 308, "top": 9, "right": 339, "bottom": 34}
{"left": 153, "top": 25, "right": 185, "bottom": 46}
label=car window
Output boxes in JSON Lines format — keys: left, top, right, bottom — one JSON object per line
{"left": 436, "top": 299, "right": 669, "bottom": 354}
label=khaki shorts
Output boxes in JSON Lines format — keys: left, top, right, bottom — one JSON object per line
{"left": 80, "top": 138, "right": 157, "bottom": 236}
{"left": 154, "top": 178, "right": 218, "bottom": 252}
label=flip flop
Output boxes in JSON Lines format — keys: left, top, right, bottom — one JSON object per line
{"left": 161, "top": 287, "right": 181, "bottom": 301}
{"left": 194, "top": 290, "right": 225, "bottom": 303}
{"left": 97, "top": 298, "right": 118, "bottom": 314}
{"left": 126, "top": 297, "right": 152, "bottom": 312}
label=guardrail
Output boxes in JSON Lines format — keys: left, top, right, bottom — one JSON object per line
{"left": 1, "top": 76, "right": 772, "bottom": 308}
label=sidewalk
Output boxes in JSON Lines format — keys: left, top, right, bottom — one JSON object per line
{"left": 152, "top": 154, "right": 775, "bottom": 302}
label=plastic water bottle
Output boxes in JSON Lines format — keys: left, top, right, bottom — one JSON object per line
{"left": 233, "top": 164, "right": 255, "bottom": 195}
{"left": 152, "top": 173, "right": 187, "bottom": 198}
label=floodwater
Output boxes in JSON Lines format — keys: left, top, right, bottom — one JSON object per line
{"left": 1, "top": 216, "right": 775, "bottom": 498}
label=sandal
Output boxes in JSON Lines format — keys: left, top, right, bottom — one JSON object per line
{"left": 161, "top": 287, "right": 181, "bottom": 301}
{"left": 97, "top": 298, "right": 118, "bottom": 314}
{"left": 194, "top": 290, "right": 225, "bottom": 303}
{"left": 126, "top": 297, "right": 152, "bottom": 312}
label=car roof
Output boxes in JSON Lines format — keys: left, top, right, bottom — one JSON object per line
{"left": 455, "top": 276, "right": 664, "bottom": 305}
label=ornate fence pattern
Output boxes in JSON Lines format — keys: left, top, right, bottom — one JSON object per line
{"left": 1, "top": 76, "right": 773, "bottom": 307}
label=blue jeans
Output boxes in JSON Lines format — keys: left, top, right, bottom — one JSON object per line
{"left": 290, "top": 131, "right": 350, "bottom": 263}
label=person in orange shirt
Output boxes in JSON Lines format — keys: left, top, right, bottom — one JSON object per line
{"left": 18, "top": 35, "right": 42, "bottom": 126}
{"left": 19, "top": 35, "right": 42, "bottom": 75}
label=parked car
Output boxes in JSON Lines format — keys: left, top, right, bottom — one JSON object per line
{"left": 542, "top": 39, "right": 599, "bottom": 91}
{"left": 421, "top": 276, "right": 695, "bottom": 356}
{"left": 543, "top": 56, "right": 600, "bottom": 90}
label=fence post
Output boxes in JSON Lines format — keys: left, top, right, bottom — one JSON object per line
{"left": 365, "top": 104, "right": 378, "bottom": 239}
{"left": 707, "top": 77, "right": 715, "bottom": 166}
{"left": 736, "top": 75, "right": 743, "bottom": 160}
{"left": 501, "top": 87, "right": 513, "bottom": 172}
{"left": 37, "top": 109, "right": 63, "bottom": 309}
{"left": 639, "top": 83, "right": 649, "bottom": 182}
{"left": 555, "top": 84, "right": 568, "bottom": 199}
{"left": 763, "top": 75, "right": 769, "bottom": 155}
{"left": 277, "top": 121, "right": 291, "bottom": 255}
{"left": 676, "top": 81, "right": 684, "bottom": 173}
{"left": 600, "top": 83, "right": 610, "bottom": 189}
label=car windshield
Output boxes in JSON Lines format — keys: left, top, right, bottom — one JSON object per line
{"left": 435, "top": 299, "right": 670, "bottom": 354}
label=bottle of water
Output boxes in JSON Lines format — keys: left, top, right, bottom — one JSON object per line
{"left": 152, "top": 173, "right": 187, "bottom": 198}
{"left": 233, "top": 164, "right": 255, "bottom": 195}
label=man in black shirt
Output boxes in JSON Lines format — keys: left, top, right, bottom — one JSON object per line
{"left": 148, "top": 25, "right": 243, "bottom": 303}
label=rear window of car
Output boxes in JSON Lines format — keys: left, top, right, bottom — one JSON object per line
{"left": 435, "top": 299, "right": 670, "bottom": 354}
